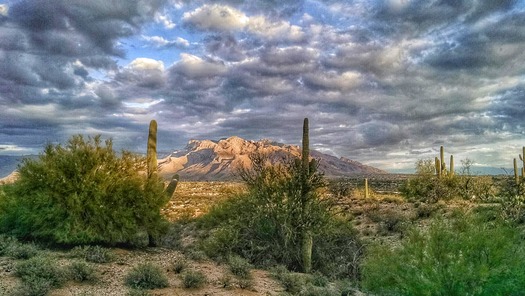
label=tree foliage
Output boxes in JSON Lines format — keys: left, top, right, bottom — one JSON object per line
{"left": 362, "top": 212, "right": 525, "bottom": 295}
{"left": 199, "top": 153, "right": 362, "bottom": 279}
{"left": 0, "top": 135, "right": 169, "bottom": 245}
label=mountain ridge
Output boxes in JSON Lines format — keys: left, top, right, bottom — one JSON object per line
{"left": 158, "top": 136, "right": 387, "bottom": 181}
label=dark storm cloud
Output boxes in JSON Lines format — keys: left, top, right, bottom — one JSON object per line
{"left": 0, "top": 0, "right": 167, "bottom": 155}
{"left": 204, "top": 34, "right": 247, "bottom": 61}
{"left": 375, "top": 0, "right": 516, "bottom": 31}
{"left": 488, "top": 87, "right": 525, "bottom": 129}
{"left": 0, "top": 0, "right": 167, "bottom": 97}
{"left": 9, "top": 0, "right": 166, "bottom": 55}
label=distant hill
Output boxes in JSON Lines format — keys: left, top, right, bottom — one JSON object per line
{"left": 388, "top": 166, "right": 513, "bottom": 176}
{"left": 158, "top": 136, "right": 387, "bottom": 181}
{"left": 0, "top": 155, "right": 28, "bottom": 178}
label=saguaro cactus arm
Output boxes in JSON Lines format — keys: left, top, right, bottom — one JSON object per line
{"left": 165, "top": 174, "right": 179, "bottom": 198}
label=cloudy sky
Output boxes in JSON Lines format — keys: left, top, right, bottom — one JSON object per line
{"left": 0, "top": 0, "right": 524, "bottom": 172}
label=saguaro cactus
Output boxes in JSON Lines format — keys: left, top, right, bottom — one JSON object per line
{"left": 450, "top": 155, "right": 454, "bottom": 177}
{"left": 520, "top": 146, "right": 525, "bottom": 178}
{"left": 364, "top": 178, "right": 370, "bottom": 198}
{"left": 514, "top": 158, "right": 520, "bottom": 185}
{"left": 435, "top": 157, "right": 442, "bottom": 178}
{"left": 440, "top": 146, "right": 446, "bottom": 174}
{"left": 301, "top": 117, "right": 313, "bottom": 273}
{"left": 147, "top": 120, "right": 158, "bottom": 178}
{"left": 435, "top": 146, "right": 454, "bottom": 178}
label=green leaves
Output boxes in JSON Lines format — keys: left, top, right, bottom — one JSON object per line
{"left": 0, "top": 135, "right": 168, "bottom": 246}
{"left": 362, "top": 213, "right": 525, "bottom": 295}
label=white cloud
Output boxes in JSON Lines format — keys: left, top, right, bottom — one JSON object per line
{"left": 305, "top": 71, "right": 362, "bottom": 91}
{"left": 182, "top": 4, "right": 248, "bottom": 31}
{"left": 172, "top": 53, "right": 227, "bottom": 78}
{"left": 142, "top": 35, "right": 190, "bottom": 48}
{"left": 183, "top": 4, "right": 304, "bottom": 41}
{"left": 155, "top": 12, "right": 176, "bottom": 29}
{"left": 128, "top": 58, "right": 165, "bottom": 72}
{"left": 247, "top": 16, "right": 304, "bottom": 42}
{"left": 0, "top": 4, "right": 8, "bottom": 16}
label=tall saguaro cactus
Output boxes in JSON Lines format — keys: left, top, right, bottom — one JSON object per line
{"left": 302, "top": 118, "right": 310, "bottom": 175}
{"left": 450, "top": 155, "right": 454, "bottom": 177}
{"left": 440, "top": 146, "right": 446, "bottom": 174}
{"left": 435, "top": 146, "right": 454, "bottom": 178}
{"left": 435, "top": 157, "right": 442, "bottom": 178}
{"left": 364, "top": 178, "right": 370, "bottom": 198}
{"left": 301, "top": 117, "right": 313, "bottom": 273}
{"left": 147, "top": 120, "right": 158, "bottom": 178}
{"left": 520, "top": 146, "right": 525, "bottom": 178}
{"left": 514, "top": 158, "right": 520, "bottom": 185}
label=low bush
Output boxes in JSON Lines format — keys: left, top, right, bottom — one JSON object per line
{"left": 0, "top": 234, "right": 17, "bottom": 255}
{"left": 125, "top": 263, "right": 169, "bottom": 290}
{"left": 11, "top": 277, "right": 54, "bottom": 296}
{"left": 15, "top": 256, "right": 67, "bottom": 294}
{"left": 71, "top": 245, "right": 115, "bottom": 263}
{"left": 361, "top": 212, "right": 525, "bottom": 295}
{"left": 227, "top": 255, "right": 252, "bottom": 279}
{"left": 68, "top": 261, "right": 97, "bottom": 282}
{"left": 172, "top": 258, "right": 188, "bottom": 274}
{"left": 6, "top": 242, "right": 39, "bottom": 260}
{"left": 181, "top": 270, "right": 207, "bottom": 288}
{"left": 127, "top": 289, "right": 151, "bottom": 296}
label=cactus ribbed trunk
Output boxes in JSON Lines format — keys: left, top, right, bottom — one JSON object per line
{"left": 450, "top": 155, "right": 454, "bottom": 177}
{"left": 514, "top": 158, "right": 520, "bottom": 185}
{"left": 520, "top": 146, "right": 525, "bottom": 180}
{"left": 302, "top": 118, "right": 310, "bottom": 175}
{"left": 440, "top": 146, "right": 446, "bottom": 175}
{"left": 301, "top": 118, "right": 312, "bottom": 273}
{"left": 147, "top": 120, "right": 158, "bottom": 178}
{"left": 364, "top": 178, "right": 369, "bottom": 198}
{"left": 436, "top": 157, "right": 442, "bottom": 178}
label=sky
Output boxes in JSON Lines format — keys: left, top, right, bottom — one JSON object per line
{"left": 0, "top": 0, "right": 524, "bottom": 173}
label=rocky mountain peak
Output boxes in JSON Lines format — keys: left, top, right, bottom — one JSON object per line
{"left": 158, "top": 136, "right": 387, "bottom": 181}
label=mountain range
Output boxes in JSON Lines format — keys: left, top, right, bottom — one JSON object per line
{"left": 158, "top": 136, "right": 386, "bottom": 181}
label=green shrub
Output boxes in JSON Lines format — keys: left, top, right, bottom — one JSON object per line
{"left": 198, "top": 153, "right": 361, "bottom": 276}
{"left": 0, "top": 234, "right": 17, "bottom": 255}
{"left": 68, "top": 261, "right": 97, "bottom": 282}
{"left": 361, "top": 212, "right": 525, "bottom": 295}
{"left": 274, "top": 271, "right": 308, "bottom": 294}
{"left": 6, "top": 242, "right": 39, "bottom": 260}
{"left": 15, "top": 256, "right": 67, "bottom": 290}
{"left": 400, "top": 159, "right": 460, "bottom": 202}
{"left": 127, "top": 289, "right": 151, "bottom": 296}
{"left": 227, "top": 255, "right": 252, "bottom": 279}
{"left": 181, "top": 270, "right": 207, "bottom": 288}
{"left": 11, "top": 276, "right": 53, "bottom": 296}
{"left": 237, "top": 277, "right": 254, "bottom": 290}
{"left": 0, "top": 135, "right": 169, "bottom": 245}
{"left": 71, "top": 245, "right": 115, "bottom": 263}
{"left": 125, "top": 263, "right": 169, "bottom": 290}
{"left": 498, "top": 178, "right": 525, "bottom": 223}
{"left": 172, "top": 258, "right": 188, "bottom": 274}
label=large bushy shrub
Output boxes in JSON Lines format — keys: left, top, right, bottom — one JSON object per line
{"left": 361, "top": 212, "right": 525, "bottom": 295}
{"left": 400, "top": 159, "right": 459, "bottom": 202}
{"left": 0, "top": 135, "right": 169, "bottom": 245}
{"left": 198, "top": 153, "right": 362, "bottom": 277}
